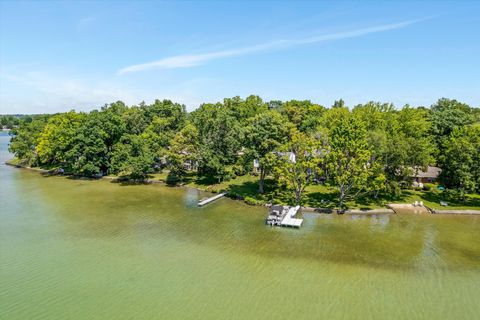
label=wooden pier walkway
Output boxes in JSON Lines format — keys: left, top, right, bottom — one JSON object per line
{"left": 198, "top": 193, "right": 227, "bottom": 206}
{"left": 280, "top": 205, "right": 303, "bottom": 228}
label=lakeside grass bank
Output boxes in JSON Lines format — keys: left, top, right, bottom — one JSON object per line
{"left": 132, "top": 170, "right": 480, "bottom": 211}
{"left": 6, "top": 160, "right": 480, "bottom": 212}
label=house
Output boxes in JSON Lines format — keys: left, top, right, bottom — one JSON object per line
{"left": 183, "top": 160, "right": 197, "bottom": 171}
{"left": 253, "top": 159, "right": 260, "bottom": 174}
{"left": 412, "top": 166, "right": 442, "bottom": 183}
{"left": 252, "top": 152, "right": 296, "bottom": 174}
{"left": 272, "top": 151, "right": 296, "bottom": 163}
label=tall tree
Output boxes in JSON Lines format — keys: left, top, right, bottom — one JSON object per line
{"left": 142, "top": 100, "right": 187, "bottom": 158}
{"left": 167, "top": 123, "right": 199, "bottom": 182}
{"left": 123, "top": 106, "right": 148, "bottom": 135}
{"left": 64, "top": 112, "right": 109, "bottom": 176}
{"left": 223, "top": 95, "right": 268, "bottom": 123}
{"left": 276, "top": 129, "right": 320, "bottom": 204}
{"left": 8, "top": 116, "right": 49, "bottom": 166}
{"left": 110, "top": 134, "right": 154, "bottom": 181}
{"left": 36, "top": 112, "right": 84, "bottom": 166}
{"left": 282, "top": 100, "right": 325, "bottom": 133}
{"left": 192, "top": 103, "right": 243, "bottom": 182}
{"left": 245, "top": 110, "right": 292, "bottom": 193}
{"left": 326, "top": 112, "right": 375, "bottom": 208}
{"left": 440, "top": 124, "right": 480, "bottom": 194}
{"left": 429, "top": 98, "right": 474, "bottom": 149}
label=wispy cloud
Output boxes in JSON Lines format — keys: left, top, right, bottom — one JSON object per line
{"left": 77, "top": 13, "right": 98, "bottom": 31}
{"left": 118, "top": 18, "right": 428, "bottom": 75}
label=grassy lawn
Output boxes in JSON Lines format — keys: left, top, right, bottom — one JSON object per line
{"left": 159, "top": 171, "right": 480, "bottom": 210}
{"left": 11, "top": 159, "right": 479, "bottom": 210}
{"left": 305, "top": 185, "right": 480, "bottom": 210}
{"left": 395, "top": 189, "right": 480, "bottom": 210}
{"left": 148, "top": 171, "right": 170, "bottom": 181}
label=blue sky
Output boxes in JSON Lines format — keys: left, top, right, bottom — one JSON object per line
{"left": 1, "top": 0, "right": 479, "bottom": 114}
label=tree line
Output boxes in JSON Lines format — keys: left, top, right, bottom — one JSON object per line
{"left": 0, "top": 115, "right": 33, "bottom": 129}
{"left": 7, "top": 97, "right": 480, "bottom": 206}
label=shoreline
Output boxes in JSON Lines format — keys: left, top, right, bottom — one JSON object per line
{"left": 5, "top": 160, "right": 480, "bottom": 215}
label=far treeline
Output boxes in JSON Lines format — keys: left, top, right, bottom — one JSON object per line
{"left": 0, "top": 114, "right": 32, "bottom": 129}
{"left": 7, "top": 97, "right": 480, "bottom": 207}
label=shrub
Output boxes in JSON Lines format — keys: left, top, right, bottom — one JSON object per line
{"left": 166, "top": 172, "right": 179, "bottom": 185}
{"left": 386, "top": 181, "right": 402, "bottom": 198}
{"left": 227, "top": 191, "right": 244, "bottom": 200}
{"left": 244, "top": 196, "right": 263, "bottom": 206}
{"left": 443, "top": 189, "right": 467, "bottom": 202}
{"left": 423, "top": 183, "right": 436, "bottom": 191}
{"left": 222, "top": 166, "right": 236, "bottom": 181}
{"left": 232, "top": 164, "right": 245, "bottom": 176}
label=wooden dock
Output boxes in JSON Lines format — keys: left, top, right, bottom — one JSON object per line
{"left": 266, "top": 205, "right": 303, "bottom": 228}
{"left": 198, "top": 193, "right": 226, "bottom": 206}
{"left": 281, "top": 205, "right": 303, "bottom": 227}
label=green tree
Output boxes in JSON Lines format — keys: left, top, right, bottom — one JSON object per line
{"left": 440, "top": 124, "right": 480, "bottom": 194}
{"left": 123, "top": 106, "right": 148, "bottom": 135}
{"left": 275, "top": 129, "right": 320, "bottom": 204}
{"left": 143, "top": 99, "right": 186, "bottom": 130}
{"left": 282, "top": 100, "right": 325, "bottom": 133}
{"left": 429, "top": 98, "right": 474, "bottom": 148}
{"left": 223, "top": 95, "right": 268, "bottom": 123}
{"left": 110, "top": 134, "right": 154, "bottom": 181}
{"left": 332, "top": 99, "right": 346, "bottom": 109}
{"left": 326, "top": 112, "right": 375, "bottom": 208}
{"left": 142, "top": 100, "right": 187, "bottom": 158}
{"left": 36, "top": 111, "right": 84, "bottom": 166}
{"left": 0, "top": 115, "right": 20, "bottom": 129}
{"left": 65, "top": 113, "right": 109, "bottom": 176}
{"left": 396, "top": 106, "right": 434, "bottom": 174}
{"left": 192, "top": 103, "right": 243, "bottom": 182}
{"left": 63, "top": 108, "right": 125, "bottom": 176}
{"left": 167, "top": 123, "right": 199, "bottom": 183}
{"left": 353, "top": 103, "right": 434, "bottom": 193}
{"left": 245, "top": 110, "right": 292, "bottom": 193}
{"left": 8, "top": 116, "right": 49, "bottom": 166}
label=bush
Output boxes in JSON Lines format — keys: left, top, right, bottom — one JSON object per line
{"left": 443, "top": 189, "right": 467, "bottom": 202}
{"left": 423, "top": 183, "right": 436, "bottom": 191}
{"left": 386, "top": 181, "right": 402, "bottom": 198}
{"left": 232, "top": 164, "right": 245, "bottom": 176}
{"left": 222, "top": 166, "right": 236, "bottom": 181}
{"left": 244, "top": 196, "right": 263, "bottom": 206}
{"left": 166, "top": 172, "right": 180, "bottom": 185}
{"left": 227, "top": 191, "right": 244, "bottom": 200}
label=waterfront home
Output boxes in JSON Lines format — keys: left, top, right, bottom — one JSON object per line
{"left": 412, "top": 166, "right": 442, "bottom": 183}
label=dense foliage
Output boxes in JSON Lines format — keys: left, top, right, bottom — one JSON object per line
{"left": 1, "top": 114, "right": 33, "bottom": 129}
{"left": 7, "top": 96, "right": 480, "bottom": 205}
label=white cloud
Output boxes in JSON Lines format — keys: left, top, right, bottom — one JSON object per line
{"left": 0, "top": 71, "right": 140, "bottom": 113}
{"left": 118, "top": 18, "right": 428, "bottom": 75}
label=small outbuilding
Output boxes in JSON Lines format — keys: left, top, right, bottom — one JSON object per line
{"left": 412, "top": 166, "right": 442, "bottom": 183}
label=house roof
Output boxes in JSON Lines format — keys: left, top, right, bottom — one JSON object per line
{"left": 414, "top": 166, "right": 442, "bottom": 178}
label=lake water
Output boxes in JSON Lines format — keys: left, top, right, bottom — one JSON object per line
{"left": 1, "top": 131, "right": 479, "bottom": 319}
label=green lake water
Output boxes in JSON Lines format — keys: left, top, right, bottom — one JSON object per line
{"left": 1, "top": 131, "right": 479, "bottom": 319}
